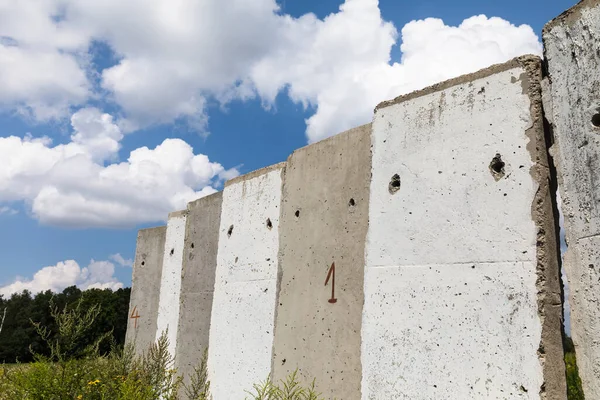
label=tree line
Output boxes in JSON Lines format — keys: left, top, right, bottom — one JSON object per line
{"left": 0, "top": 286, "right": 130, "bottom": 364}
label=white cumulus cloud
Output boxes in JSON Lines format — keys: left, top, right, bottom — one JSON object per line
{"left": 0, "top": 0, "right": 91, "bottom": 120}
{"left": 0, "top": 0, "right": 543, "bottom": 142}
{"left": 0, "top": 107, "right": 238, "bottom": 228}
{"left": 0, "top": 259, "right": 123, "bottom": 297}
{"left": 250, "top": 11, "right": 543, "bottom": 142}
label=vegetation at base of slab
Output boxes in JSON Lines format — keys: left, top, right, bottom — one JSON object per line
{"left": 0, "top": 286, "right": 130, "bottom": 364}
{"left": 246, "top": 371, "right": 325, "bottom": 400}
{"left": 564, "top": 336, "right": 585, "bottom": 400}
{"left": 0, "top": 298, "right": 326, "bottom": 400}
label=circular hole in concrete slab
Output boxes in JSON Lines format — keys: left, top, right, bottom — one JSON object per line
{"left": 227, "top": 225, "right": 234, "bottom": 237}
{"left": 141, "top": 261, "right": 145, "bottom": 266}
{"left": 389, "top": 174, "right": 401, "bottom": 194}
{"left": 348, "top": 198, "right": 356, "bottom": 207}
{"left": 170, "top": 248, "right": 174, "bottom": 255}
{"left": 295, "top": 210, "right": 300, "bottom": 218}
{"left": 592, "top": 113, "right": 600, "bottom": 127}
{"left": 266, "top": 218, "right": 273, "bottom": 230}
{"left": 191, "top": 243, "right": 194, "bottom": 249}
{"left": 489, "top": 154, "right": 506, "bottom": 180}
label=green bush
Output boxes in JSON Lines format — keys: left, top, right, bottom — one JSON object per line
{"left": 0, "top": 299, "right": 324, "bottom": 400}
{"left": 564, "top": 335, "right": 585, "bottom": 400}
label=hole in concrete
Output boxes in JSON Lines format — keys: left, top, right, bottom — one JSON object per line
{"left": 592, "top": 113, "right": 600, "bottom": 127}
{"left": 389, "top": 174, "right": 401, "bottom": 194}
{"left": 227, "top": 225, "right": 234, "bottom": 237}
{"left": 191, "top": 243, "right": 194, "bottom": 249}
{"left": 348, "top": 198, "right": 356, "bottom": 207}
{"left": 295, "top": 210, "right": 300, "bottom": 218}
{"left": 266, "top": 218, "right": 273, "bottom": 230}
{"left": 170, "top": 248, "right": 174, "bottom": 255}
{"left": 489, "top": 154, "right": 506, "bottom": 180}
{"left": 141, "top": 261, "right": 145, "bottom": 266}
{"left": 235, "top": 256, "right": 238, "bottom": 263}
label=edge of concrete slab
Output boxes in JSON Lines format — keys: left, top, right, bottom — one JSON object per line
{"left": 138, "top": 225, "right": 167, "bottom": 235}
{"left": 168, "top": 210, "right": 188, "bottom": 219}
{"left": 224, "top": 162, "right": 287, "bottom": 188}
{"left": 375, "top": 55, "right": 542, "bottom": 112}
{"left": 543, "top": 0, "right": 600, "bottom": 33}
{"left": 521, "top": 57, "right": 568, "bottom": 399}
{"left": 187, "top": 191, "right": 225, "bottom": 210}
{"left": 286, "top": 123, "right": 372, "bottom": 161}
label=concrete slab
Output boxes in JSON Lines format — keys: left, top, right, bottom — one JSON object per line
{"left": 174, "top": 192, "right": 222, "bottom": 386}
{"left": 271, "top": 124, "right": 372, "bottom": 400}
{"left": 362, "top": 56, "right": 565, "bottom": 399}
{"left": 155, "top": 210, "right": 187, "bottom": 359}
{"left": 207, "top": 163, "right": 285, "bottom": 399}
{"left": 125, "top": 226, "right": 167, "bottom": 355}
{"left": 543, "top": 1, "right": 600, "bottom": 396}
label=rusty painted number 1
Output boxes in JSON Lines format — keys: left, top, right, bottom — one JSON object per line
{"left": 324, "top": 262, "right": 337, "bottom": 304}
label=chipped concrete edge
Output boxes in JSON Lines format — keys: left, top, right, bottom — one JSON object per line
{"left": 375, "top": 55, "right": 542, "bottom": 112}
{"left": 521, "top": 57, "right": 568, "bottom": 400}
{"left": 543, "top": 0, "right": 600, "bottom": 34}
{"left": 224, "top": 162, "right": 287, "bottom": 188}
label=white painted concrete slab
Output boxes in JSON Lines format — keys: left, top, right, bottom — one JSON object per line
{"left": 207, "top": 164, "right": 284, "bottom": 400}
{"left": 155, "top": 211, "right": 187, "bottom": 358}
{"left": 362, "top": 60, "right": 551, "bottom": 399}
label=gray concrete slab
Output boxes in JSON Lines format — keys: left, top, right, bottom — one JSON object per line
{"left": 175, "top": 192, "right": 223, "bottom": 386}
{"left": 125, "top": 226, "right": 167, "bottom": 355}
{"left": 271, "top": 124, "right": 371, "bottom": 400}
{"left": 543, "top": 1, "right": 600, "bottom": 396}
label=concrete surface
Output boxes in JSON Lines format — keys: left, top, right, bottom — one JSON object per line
{"left": 155, "top": 210, "right": 187, "bottom": 359}
{"left": 543, "top": 1, "right": 600, "bottom": 396}
{"left": 271, "top": 125, "right": 371, "bottom": 400}
{"left": 125, "top": 226, "right": 167, "bottom": 355}
{"left": 174, "top": 192, "right": 222, "bottom": 386}
{"left": 362, "top": 56, "right": 565, "bottom": 399}
{"left": 207, "top": 164, "right": 285, "bottom": 400}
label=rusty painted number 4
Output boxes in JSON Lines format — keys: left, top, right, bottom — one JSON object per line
{"left": 130, "top": 306, "right": 140, "bottom": 328}
{"left": 324, "top": 262, "right": 337, "bottom": 304}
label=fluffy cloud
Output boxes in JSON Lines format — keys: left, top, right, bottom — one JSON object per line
{"left": 256, "top": 13, "right": 542, "bottom": 142}
{"left": 0, "top": 0, "right": 91, "bottom": 119}
{"left": 0, "top": 259, "right": 122, "bottom": 297}
{"left": 0, "top": 107, "right": 237, "bottom": 228}
{"left": 0, "top": 0, "right": 542, "bottom": 141}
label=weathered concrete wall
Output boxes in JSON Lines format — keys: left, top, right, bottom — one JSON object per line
{"left": 271, "top": 125, "right": 371, "bottom": 400}
{"left": 155, "top": 210, "right": 187, "bottom": 358}
{"left": 543, "top": 1, "right": 600, "bottom": 396}
{"left": 207, "top": 164, "right": 285, "bottom": 400}
{"left": 174, "top": 193, "right": 222, "bottom": 386}
{"left": 361, "top": 56, "right": 565, "bottom": 399}
{"left": 125, "top": 226, "right": 167, "bottom": 354}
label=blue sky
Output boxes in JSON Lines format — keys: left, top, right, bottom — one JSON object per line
{"left": 0, "top": 0, "right": 575, "bottom": 296}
